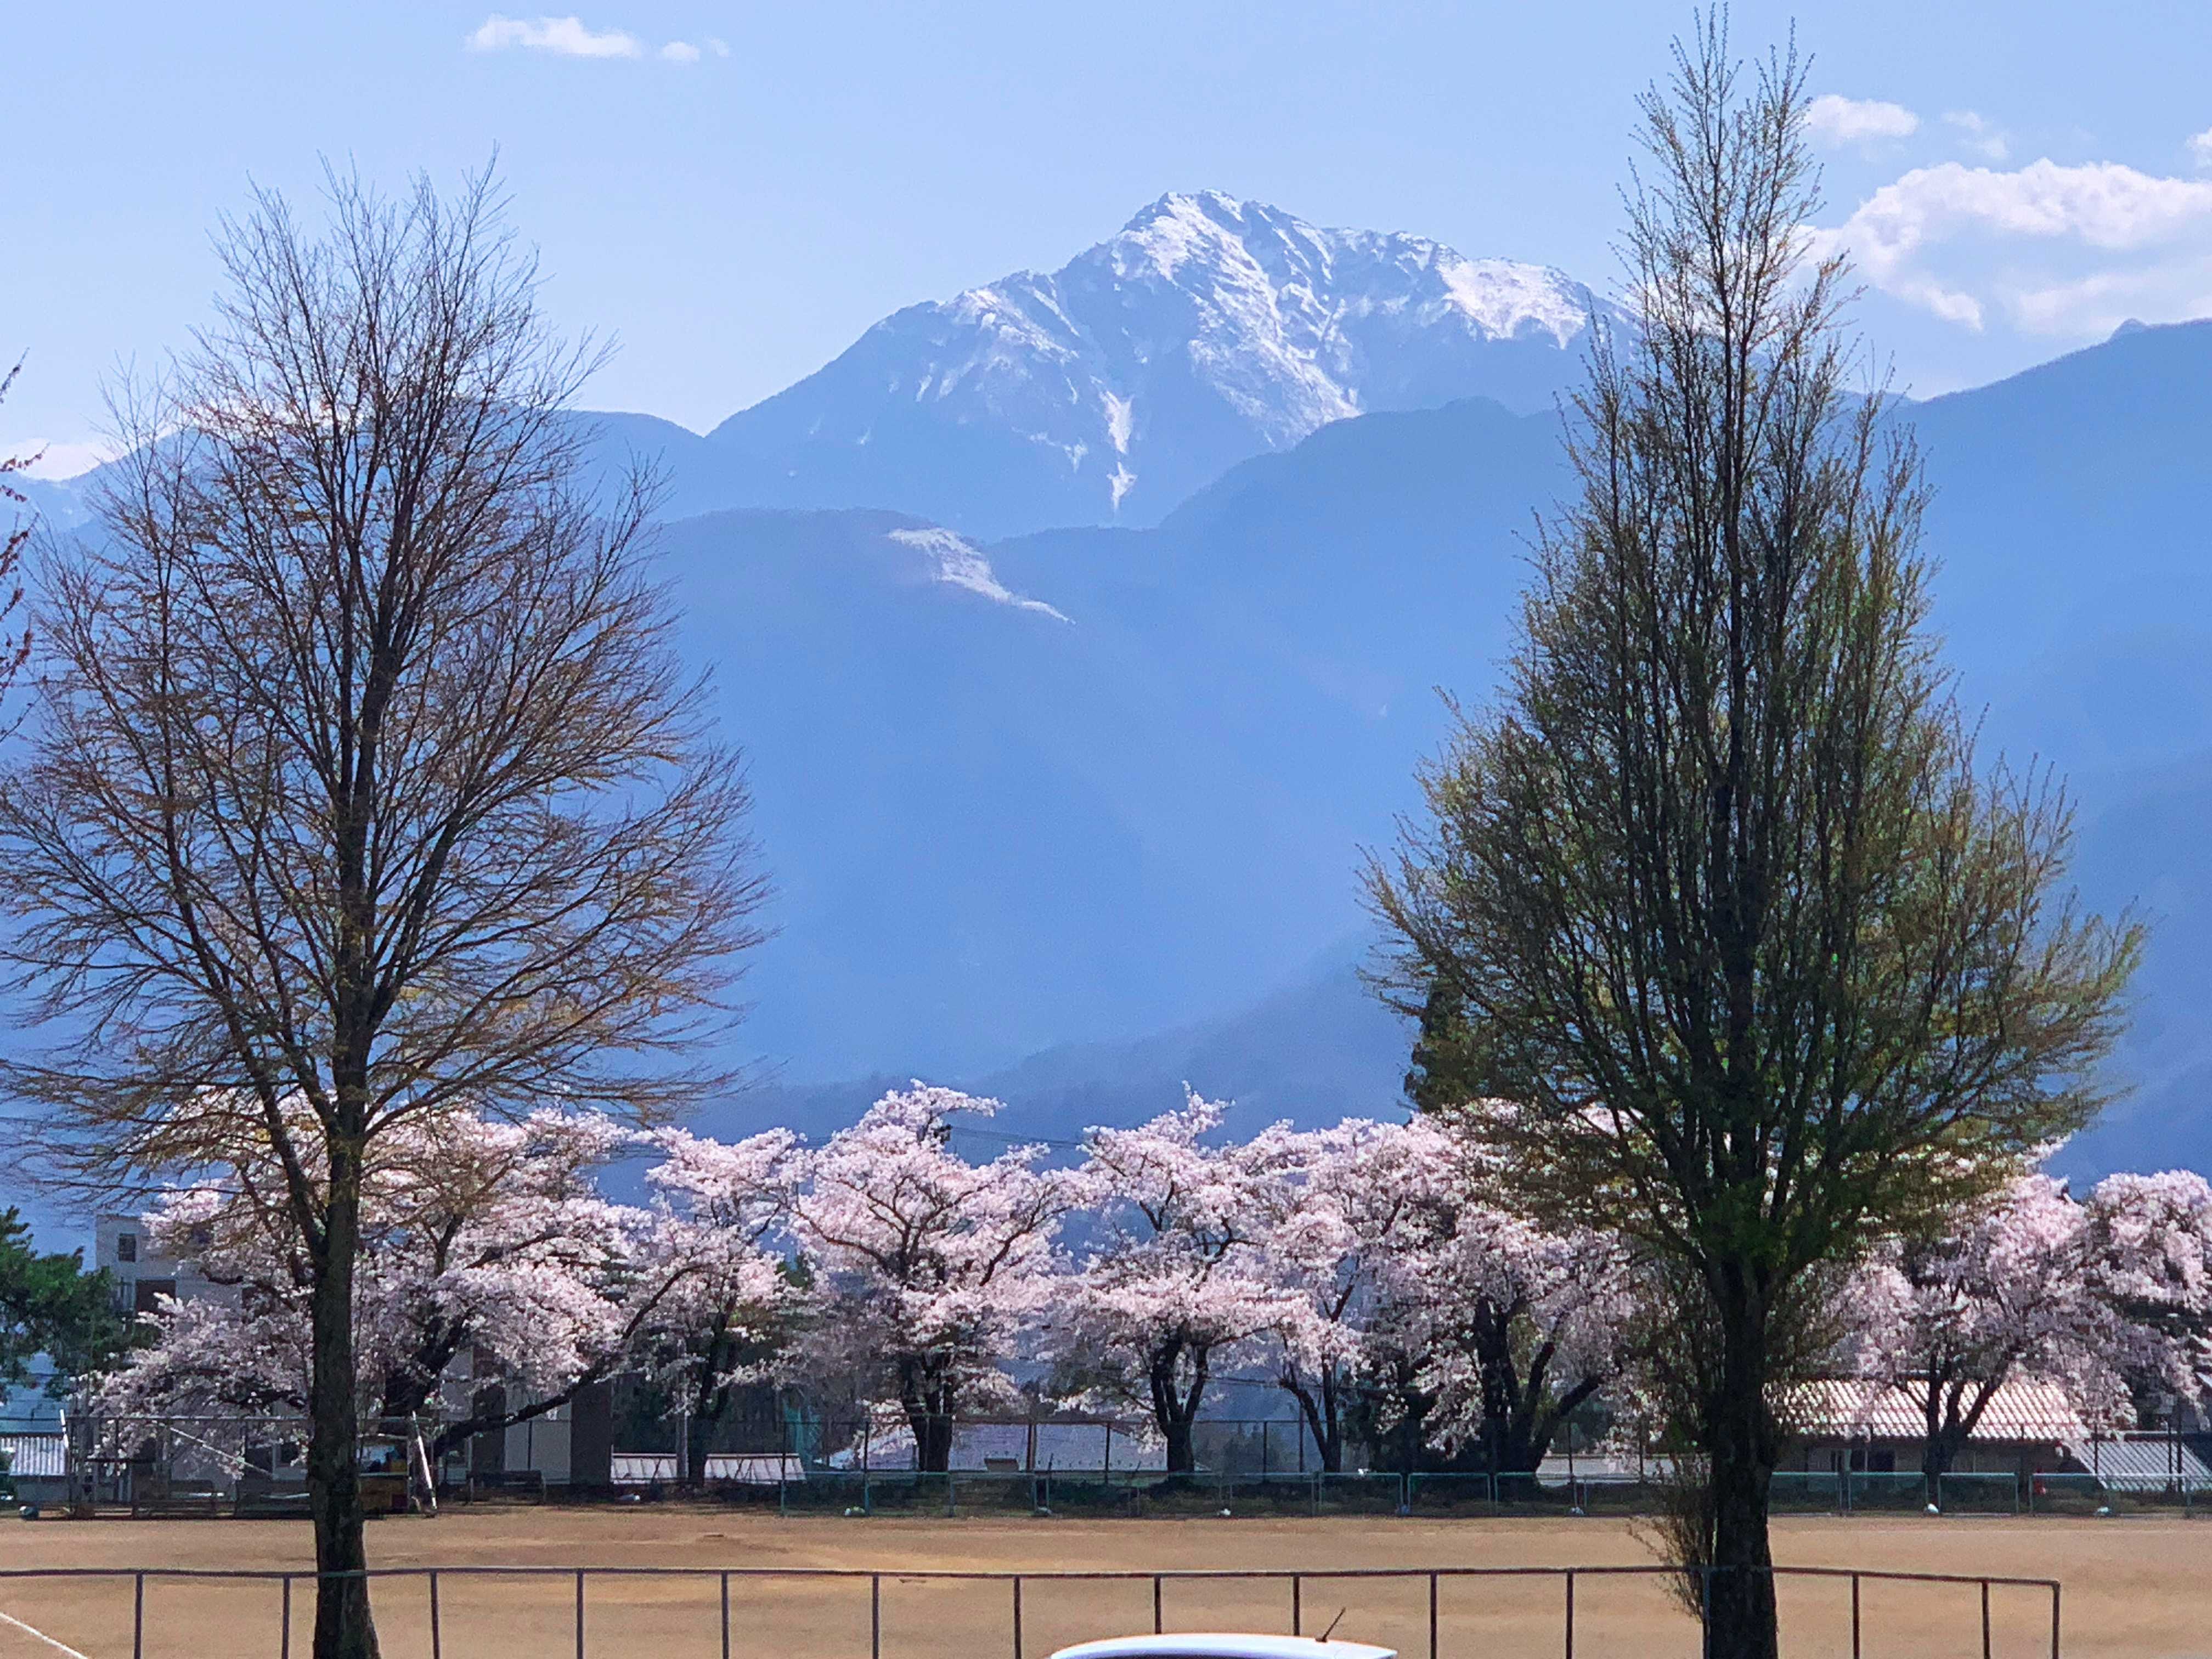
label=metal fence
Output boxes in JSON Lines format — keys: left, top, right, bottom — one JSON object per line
{"left": 1766, "top": 1469, "right": 2208, "bottom": 1517}
{"left": 23, "top": 1421, "right": 2209, "bottom": 1520}
{"left": 625, "top": 1465, "right": 2211, "bottom": 1520}
{"left": 29, "top": 1414, "right": 448, "bottom": 1517}
{"left": 0, "top": 1563, "right": 2065, "bottom": 1659}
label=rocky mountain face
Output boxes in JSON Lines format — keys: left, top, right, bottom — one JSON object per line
{"left": 704, "top": 190, "right": 1603, "bottom": 537}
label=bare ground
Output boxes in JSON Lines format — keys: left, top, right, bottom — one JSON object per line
{"left": 0, "top": 1506, "right": 2198, "bottom": 1659}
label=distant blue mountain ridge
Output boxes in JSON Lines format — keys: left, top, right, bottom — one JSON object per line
{"left": 19, "top": 195, "right": 2212, "bottom": 1186}
{"left": 561, "top": 315, "right": 2212, "bottom": 1186}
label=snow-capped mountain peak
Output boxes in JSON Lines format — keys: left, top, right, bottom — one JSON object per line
{"left": 711, "top": 191, "right": 1602, "bottom": 537}
{"left": 1105, "top": 189, "right": 1588, "bottom": 346}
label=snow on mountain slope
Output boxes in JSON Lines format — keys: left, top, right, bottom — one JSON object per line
{"left": 885, "top": 527, "right": 1069, "bottom": 621}
{"left": 708, "top": 190, "right": 1604, "bottom": 537}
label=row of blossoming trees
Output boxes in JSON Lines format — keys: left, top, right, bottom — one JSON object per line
{"left": 99, "top": 1086, "right": 2212, "bottom": 1486}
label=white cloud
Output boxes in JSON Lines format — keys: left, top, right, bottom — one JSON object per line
{"left": 466, "top": 15, "right": 642, "bottom": 58}
{"left": 1805, "top": 93, "right": 1920, "bottom": 148}
{"left": 467, "top": 16, "right": 729, "bottom": 65}
{"left": 1818, "top": 157, "right": 2212, "bottom": 337}
{"left": 1943, "top": 111, "right": 2009, "bottom": 163}
{"left": 2190, "top": 127, "right": 2212, "bottom": 171}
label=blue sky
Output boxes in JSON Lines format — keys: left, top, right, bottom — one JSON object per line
{"left": 7, "top": 2, "right": 2212, "bottom": 472}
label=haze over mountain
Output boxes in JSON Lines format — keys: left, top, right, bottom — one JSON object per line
{"left": 694, "top": 191, "right": 1602, "bottom": 538}
{"left": 628, "top": 317, "right": 2212, "bottom": 1187}
{"left": 20, "top": 200, "right": 2211, "bottom": 1191}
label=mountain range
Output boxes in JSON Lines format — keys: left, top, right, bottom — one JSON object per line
{"left": 21, "top": 194, "right": 2212, "bottom": 1185}
{"left": 683, "top": 190, "right": 1602, "bottom": 538}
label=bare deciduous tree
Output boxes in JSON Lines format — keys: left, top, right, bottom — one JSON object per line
{"left": 1369, "top": 20, "right": 2138, "bottom": 1657}
{"left": 0, "top": 170, "right": 761, "bottom": 1659}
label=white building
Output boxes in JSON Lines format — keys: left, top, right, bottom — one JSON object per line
{"left": 94, "top": 1214, "right": 230, "bottom": 1317}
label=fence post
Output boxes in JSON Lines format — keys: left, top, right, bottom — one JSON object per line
{"left": 1292, "top": 1575, "right": 1302, "bottom": 1635}
{"left": 1013, "top": 1575, "right": 1024, "bottom": 1659}
{"left": 1850, "top": 1572, "right": 1861, "bottom": 1659}
{"left": 575, "top": 1569, "right": 585, "bottom": 1659}
{"left": 720, "top": 1572, "right": 731, "bottom": 1659}
{"left": 430, "top": 1570, "right": 442, "bottom": 1659}
{"left": 2050, "top": 1583, "right": 2061, "bottom": 1659}
{"left": 1565, "top": 1570, "right": 1576, "bottom": 1659}
{"left": 1699, "top": 1567, "right": 1712, "bottom": 1659}
{"left": 1429, "top": 1572, "right": 1439, "bottom": 1659}
{"left": 133, "top": 1573, "right": 144, "bottom": 1659}
{"left": 1153, "top": 1575, "right": 1163, "bottom": 1634}
{"left": 872, "top": 1575, "right": 882, "bottom": 1659}
{"left": 1981, "top": 1581, "right": 1992, "bottom": 1659}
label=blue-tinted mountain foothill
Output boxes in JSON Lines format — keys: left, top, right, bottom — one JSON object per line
{"left": 32, "top": 192, "right": 2212, "bottom": 1181}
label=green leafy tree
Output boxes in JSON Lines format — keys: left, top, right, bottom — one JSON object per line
{"left": 0, "top": 1207, "right": 133, "bottom": 1394}
{"left": 1369, "top": 20, "right": 2139, "bottom": 1657}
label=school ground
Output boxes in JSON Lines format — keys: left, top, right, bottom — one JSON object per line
{"left": 0, "top": 1506, "right": 2200, "bottom": 1659}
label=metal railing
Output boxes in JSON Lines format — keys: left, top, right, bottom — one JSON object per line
{"left": 0, "top": 1562, "right": 2064, "bottom": 1659}
{"left": 685, "top": 1465, "right": 2208, "bottom": 1519}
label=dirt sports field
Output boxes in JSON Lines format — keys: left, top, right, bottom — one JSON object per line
{"left": 0, "top": 1511, "right": 2200, "bottom": 1659}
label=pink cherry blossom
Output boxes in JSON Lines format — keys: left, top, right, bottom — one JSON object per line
{"left": 787, "top": 1085, "right": 1071, "bottom": 1471}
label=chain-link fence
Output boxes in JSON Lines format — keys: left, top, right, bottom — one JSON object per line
{"left": 26, "top": 1407, "right": 2210, "bottom": 1521}
{"left": 43, "top": 1414, "right": 434, "bottom": 1518}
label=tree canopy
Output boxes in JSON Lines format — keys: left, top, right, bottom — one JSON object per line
{"left": 0, "top": 1207, "right": 133, "bottom": 1396}
{"left": 1368, "top": 18, "right": 2140, "bottom": 1657}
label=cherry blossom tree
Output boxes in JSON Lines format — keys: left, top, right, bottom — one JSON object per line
{"left": 104, "top": 1109, "right": 699, "bottom": 1463}
{"left": 1252, "top": 1117, "right": 1452, "bottom": 1471}
{"left": 1059, "top": 1092, "right": 1292, "bottom": 1474}
{"left": 1376, "top": 1130, "right": 1627, "bottom": 1474}
{"left": 788, "top": 1086, "right": 1069, "bottom": 1472}
{"left": 640, "top": 1126, "right": 808, "bottom": 1479}
{"left": 2083, "top": 1170, "right": 2212, "bottom": 1414}
{"left": 1852, "top": 1174, "right": 2128, "bottom": 1498}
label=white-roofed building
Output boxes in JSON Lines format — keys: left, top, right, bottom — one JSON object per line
{"left": 1784, "top": 1378, "right": 2086, "bottom": 1477}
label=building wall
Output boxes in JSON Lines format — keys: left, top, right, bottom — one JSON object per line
{"left": 94, "top": 1215, "right": 230, "bottom": 1313}
{"left": 1791, "top": 1440, "right": 2067, "bottom": 1476}
{"left": 504, "top": 1407, "right": 571, "bottom": 1484}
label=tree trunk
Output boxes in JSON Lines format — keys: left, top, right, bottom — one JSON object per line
{"left": 1317, "top": 1372, "right": 1343, "bottom": 1474}
{"left": 902, "top": 1372, "right": 955, "bottom": 1474}
{"left": 1706, "top": 1297, "right": 1779, "bottom": 1659}
{"left": 915, "top": 1412, "right": 953, "bottom": 1473}
{"left": 687, "top": 1411, "right": 716, "bottom": 1487}
{"left": 1920, "top": 1437, "right": 1949, "bottom": 1508}
{"left": 1163, "top": 1416, "right": 1197, "bottom": 1476}
{"left": 307, "top": 1164, "right": 377, "bottom": 1659}
{"left": 1152, "top": 1344, "right": 1206, "bottom": 1475}
{"left": 1282, "top": 1373, "right": 1344, "bottom": 1475}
